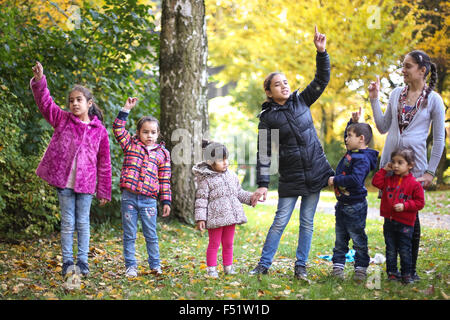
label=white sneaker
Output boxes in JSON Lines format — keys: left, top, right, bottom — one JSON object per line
{"left": 224, "top": 265, "right": 237, "bottom": 275}
{"left": 151, "top": 266, "right": 162, "bottom": 275}
{"left": 207, "top": 266, "right": 219, "bottom": 278}
{"left": 125, "top": 266, "right": 138, "bottom": 277}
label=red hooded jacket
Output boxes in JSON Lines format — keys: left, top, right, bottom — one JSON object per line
{"left": 372, "top": 169, "right": 425, "bottom": 226}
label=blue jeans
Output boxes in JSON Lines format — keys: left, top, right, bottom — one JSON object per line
{"left": 121, "top": 189, "right": 160, "bottom": 269}
{"left": 332, "top": 200, "right": 369, "bottom": 268}
{"left": 259, "top": 192, "right": 320, "bottom": 268}
{"left": 383, "top": 218, "right": 414, "bottom": 276}
{"left": 57, "top": 188, "right": 93, "bottom": 264}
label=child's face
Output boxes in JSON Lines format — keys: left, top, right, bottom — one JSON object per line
{"left": 138, "top": 121, "right": 159, "bottom": 146}
{"left": 69, "top": 90, "right": 92, "bottom": 121}
{"left": 391, "top": 155, "right": 413, "bottom": 177}
{"left": 266, "top": 74, "right": 291, "bottom": 105}
{"left": 211, "top": 158, "right": 228, "bottom": 173}
{"left": 345, "top": 130, "right": 365, "bottom": 151}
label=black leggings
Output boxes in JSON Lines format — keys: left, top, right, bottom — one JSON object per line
{"left": 412, "top": 213, "right": 420, "bottom": 272}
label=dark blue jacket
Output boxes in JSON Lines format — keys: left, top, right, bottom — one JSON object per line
{"left": 333, "top": 120, "right": 379, "bottom": 204}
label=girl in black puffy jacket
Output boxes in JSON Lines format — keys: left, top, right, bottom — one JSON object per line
{"left": 250, "top": 26, "right": 334, "bottom": 280}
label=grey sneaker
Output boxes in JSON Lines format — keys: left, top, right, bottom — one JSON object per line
{"left": 249, "top": 265, "right": 268, "bottom": 275}
{"left": 76, "top": 261, "right": 90, "bottom": 276}
{"left": 332, "top": 267, "right": 345, "bottom": 279}
{"left": 125, "top": 266, "right": 138, "bottom": 278}
{"left": 224, "top": 265, "right": 237, "bottom": 275}
{"left": 294, "top": 265, "right": 307, "bottom": 280}
{"left": 354, "top": 267, "right": 367, "bottom": 282}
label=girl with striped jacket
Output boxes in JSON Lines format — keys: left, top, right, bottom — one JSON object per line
{"left": 113, "top": 97, "right": 171, "bottom": 278}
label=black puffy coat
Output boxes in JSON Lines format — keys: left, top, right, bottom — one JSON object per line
{"left": 256, "top": 51, "right": 334, "bottom": 197}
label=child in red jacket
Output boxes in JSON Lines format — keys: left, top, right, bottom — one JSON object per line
{"left": 372, "top": 147, "right": 425, "bottom": 284}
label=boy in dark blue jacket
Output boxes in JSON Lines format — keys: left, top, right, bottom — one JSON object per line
{"left": 328, "top": 110, "right": 378, "bottom": 281}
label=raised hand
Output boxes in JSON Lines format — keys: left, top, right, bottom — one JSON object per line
{"left": 32, "top": 61, "right": 44, "bottom": 81}
{"left": 352, "top": 107, "right": 362, "bottom": 123}
{"left": 314, "top": 25, "right": 326, "bottom": 53}
{"left": 123, "top": 97, "right": 138, "bottom": 111}
{"left": 368, "top": 76, "right": 380, "bottom": 99}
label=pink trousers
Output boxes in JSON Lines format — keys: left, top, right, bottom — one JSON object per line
{"left": 207, "top": 224, "right": 235, "bottom": 267}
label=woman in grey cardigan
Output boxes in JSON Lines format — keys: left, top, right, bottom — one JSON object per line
{"left": 368, "top": 50, "right": 445, "bottom": 281}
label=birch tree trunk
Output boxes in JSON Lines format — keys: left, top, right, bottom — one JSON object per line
{"left": 160, "top": 0, "right": 208, "bottom": 224}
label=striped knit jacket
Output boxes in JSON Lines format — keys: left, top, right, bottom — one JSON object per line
{"left": 113, "top": 111, "right": 171, "bottom": 206}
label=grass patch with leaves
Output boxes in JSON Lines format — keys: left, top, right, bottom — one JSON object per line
{"left": 0, "top": 202, "right": 449, "bottom": 300}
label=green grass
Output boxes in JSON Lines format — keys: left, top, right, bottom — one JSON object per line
{"left": 0, "top": 195, "right": 449, "bottom": 300}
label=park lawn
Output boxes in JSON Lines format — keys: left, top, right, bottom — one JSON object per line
{"left": 0, "top": 197, "right": 449, "bottom": 300}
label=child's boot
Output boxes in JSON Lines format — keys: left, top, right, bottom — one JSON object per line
{"left": 224, "top": 265, "right": 237, "bottom": 275}
{"left": 331, "top": 264, "right": 345, "bottom": 279}
{"left": 206, "top": 266, "right": 218, "bottom": 278}
{"left": 354, "top": 267, "right": 367, "bottom": 282}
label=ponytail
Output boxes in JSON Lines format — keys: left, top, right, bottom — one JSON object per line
{"left": 426, "top": 62, "right": 437, "bottom": 98}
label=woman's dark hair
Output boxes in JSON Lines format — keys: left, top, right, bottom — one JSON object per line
{"left": 263, "top": 72, "right": 284, "bottom": 102}
{"left": 68, "top": 85, "right": 104, "bottom": 122}
{"left": 136, "top": 115, "right": 160, "bottom": 139}
{"left": 391, "top": 147, "right": 415, "bottom": 167}
{"left": 202, "top": 139, "right": 228, "bottom": 163}
{"left": 406, "top": 50, "right": 437, "bottom": 100}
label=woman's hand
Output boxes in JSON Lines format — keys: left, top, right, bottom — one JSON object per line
{"left": 123, "top": 97, "right": 138, "bottom": 111}
{"left": 251, "top": 187, "right": 268, "bottom": 207}
{"left": 32, "top": 61, "right": 44, "bottom": 81}
{"left": 313, "top": 25, "right": 326, "bottom": 53}
{"left": 162, "top": 204, "right": 171, "bottom": 217}
{"left": 328, "top": 176, "right": 334, "bottom": 186}
{"left": 99, "top": 199, "right": 109, "bottom": 206}
{"left": 368, "top": 76, "right": 380, "bottom": 99}
{"left": 416, "top": 172, "right": 434, "bottom": 189}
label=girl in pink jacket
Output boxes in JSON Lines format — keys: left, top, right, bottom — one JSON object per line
{"left": 31, "top": 62, "right": 112, "bottom": 277}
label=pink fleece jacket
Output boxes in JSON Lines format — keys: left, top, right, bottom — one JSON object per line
{"left": 30, "top": 76, "right": 112, "bottom": 200}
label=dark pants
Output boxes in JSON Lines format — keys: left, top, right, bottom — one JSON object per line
{"left": 332, "top": 200, "right": 370, "bottom": 268}
{"left": 383, "top": 218, "right": 414, "bottom": 276}
{"left": 412, "top": 213, "right": 420, "bottom": 273}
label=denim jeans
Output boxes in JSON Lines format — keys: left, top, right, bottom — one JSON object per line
{"left": 121, "top": 189, "right": 160, "bottom": 269}
{"left": 332, "top": 200, "right": 369, "bottom": 268}
{"left": 383, "top": 218, "right": 414, "bottom": 276}
{"left": 57, "top": 188, "right": 93, "bottom": 264}
{"left": 258, "top": 192, "right": 320, "bottom": 268}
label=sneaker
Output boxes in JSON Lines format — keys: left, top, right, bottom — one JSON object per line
{"left": 62, "top": 261, "right": 74, "bottom": 277}
{"left": 249, "top": 265, "right": 268, "bottom": 275}
{"left": 76, "top": 261, "right": 90, "bottom": 276}
{"left": 125, "top": 265, "right": 138, "bottom": 278}
{"left": 207, "top": 266, "right": 219, "bottom": 278}
{"left": 294, "top": 265, "right": 307, "bottom": 280}
{"left": 402, "top": 274, "right": 414, "bottom": 284}
{"left": 412, "top": 271, "right": 421, "bottom": 282}
{"left": 224, "top": 265, "right": 237, "bottom": 275}
{"left": 332, "top": 267, "right": 345, "bottom": 279}
{"left": 151, "top": 266, "right": 162, "bottom": 275}
{"left": 387, "top": 271, "right": 401, "bottom": 281}
{"left": 354, "top": 267, "right": 367, "bottom": 282}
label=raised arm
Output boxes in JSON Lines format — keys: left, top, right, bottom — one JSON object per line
{"left": 298, "top": 26, "right": 330, "bottom": 107}
{"left": 30, "top": 61, "right": 65, "bottom": 128}
{"left": 112, "top": 97, "right": 138, "bottom": 151}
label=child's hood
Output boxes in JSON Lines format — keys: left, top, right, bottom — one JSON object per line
{"left": 192, "top": 161, "right": 221, "bottom": 177}
{"left": 353, "top": 148, "right": 379, "bottom": 171}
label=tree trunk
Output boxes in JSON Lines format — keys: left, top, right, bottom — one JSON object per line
{"left": 160, "top": 0, "right": 209, "bottom": 224}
